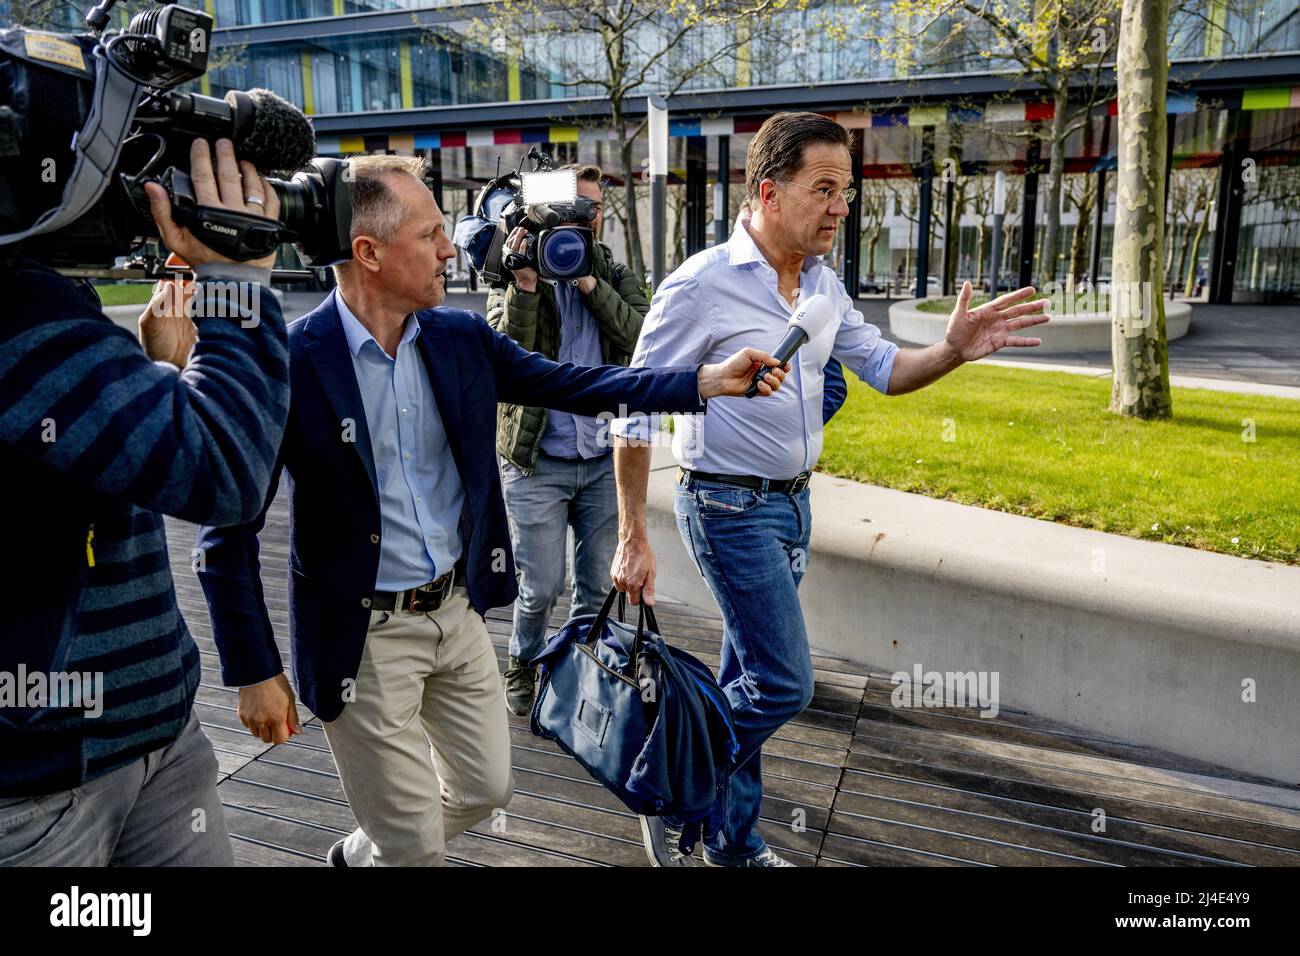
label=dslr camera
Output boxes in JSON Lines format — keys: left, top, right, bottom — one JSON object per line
{"left": 0, "top": 0, "right": 352, "bottom": 276}
{"left": 454, "top": 147, "right": 596, "bottom": 286}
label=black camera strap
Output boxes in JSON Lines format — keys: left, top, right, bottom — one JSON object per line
{"left": 0, "top": 42, "right": 145, "bottom": 246}
{"left": 160, "top": 168, "right": 282, "bottom": 261}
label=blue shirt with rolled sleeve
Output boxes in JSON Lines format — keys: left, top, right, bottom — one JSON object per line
{"left": 539, "top": 281, "right": 610, "bottom": 460}
{"left": 336, "top": 291, "right": 464, "bottom": 591}
{"left": 612, "top": 220, "right": 897, "bottom": 479}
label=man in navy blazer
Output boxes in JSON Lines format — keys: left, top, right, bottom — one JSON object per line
{"left": 193, "top": 155, "right": 786, "bottom": 866}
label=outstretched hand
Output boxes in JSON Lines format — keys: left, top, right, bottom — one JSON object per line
{"left": 944, "top": 280, "right": 1051, "bottom": 361}
{"left": 698, "top": 347, "right": 789, "bottom": 399}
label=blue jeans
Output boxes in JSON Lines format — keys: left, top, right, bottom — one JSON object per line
{"left": 500, "top": 452, "right": 619, "bottom": 664}
{"left": 672, "top": 474, "right": 814, "bottom": 862}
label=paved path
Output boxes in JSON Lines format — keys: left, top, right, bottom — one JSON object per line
{"left": 167, "top": 490, "right": 1300, "bottom": 866}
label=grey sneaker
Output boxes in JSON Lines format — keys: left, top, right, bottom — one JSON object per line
{"left": 639, "top": 815, "right": 697, "bottom": 867}
{"left": 703, "top": 846, "right": 795, "bottom": 868}
{"left": 504, "top": 656, "right": 536, "bottom": 716}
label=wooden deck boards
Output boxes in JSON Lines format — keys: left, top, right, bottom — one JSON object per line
{"left": 163, "top": 495, "right": 1300, "bottom": 867}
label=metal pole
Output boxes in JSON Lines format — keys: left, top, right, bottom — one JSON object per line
{"left": 1209, "top": 110, "right": 1247, "bottom": 304}
{"left": 915, "top": 126, "right": 935, "bottom": 298}
{"left": 1018, "top": 133, "right": 1041, "bottom": 289}
{"left": 648, "top": 93, "right": 668, "bottom": 292}
{"left": 712, "top": 181, "right": 725, "bottom": 247}
{"left": 990, "top": 170, "right": 1006, "bottom": 296}
{"left": 842, "top": 128, "right": 864, "bottom": 298}
{"left": 718, "top": 134, "right": 730, "bottom": 241}
{"left": 686, "top": 136, "right": 707, "bottom": 256}
{"left": 1019, "top": 133, "right": 1040, "bottom": 287}
{"left": 429, "top": 147, "right": 443, "bottom": 210}
{"left": 1090, "top": 112, "right": 1111, "bottom": 285}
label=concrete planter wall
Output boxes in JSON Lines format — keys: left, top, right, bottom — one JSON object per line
{"left": 889, "top": 297, "right": 1193, "bottom": 352}
{"left": 646, "top": 449, "right": 1300, "bottom": 783}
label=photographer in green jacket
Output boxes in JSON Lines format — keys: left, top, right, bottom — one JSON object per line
{"left": 486, "top": 163, "right": 648, "bottom": 715}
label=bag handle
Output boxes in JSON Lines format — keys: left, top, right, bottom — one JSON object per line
{"left": 588, "top": 586, "right": 660, "bottom": 670}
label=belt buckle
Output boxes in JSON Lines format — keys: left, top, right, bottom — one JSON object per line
{"left": 790, "top": 472, "right": 810, "bottom": 494}
{"left": 409, "top": 571, "right": 453, "bottom": 613}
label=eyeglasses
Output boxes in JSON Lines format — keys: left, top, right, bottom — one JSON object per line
{"left": 778, "top": 180, "right": 857, "bottom": 206}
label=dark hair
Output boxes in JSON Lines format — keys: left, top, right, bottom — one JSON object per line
{"left": 745, "top": 112, "right": 850, "bottom": 202}
{"left": 564, "top": 163, "right": 604, "bottom": 185}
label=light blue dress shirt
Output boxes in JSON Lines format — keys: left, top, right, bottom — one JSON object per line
{"left": 336, "top": 290, "right": 465, "bottom": 591}
{"left": 612, "top": 220, "right": 898, "bottom": 479}
{"left": 539, "top": 281, "right": 610, "bottom": 460}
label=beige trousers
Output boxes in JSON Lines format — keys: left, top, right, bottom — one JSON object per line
{"left": 322, "top": 586, "right": 513, "bottom": 866}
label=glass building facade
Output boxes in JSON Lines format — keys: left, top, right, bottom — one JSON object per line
{"left": 2, "top": 0, "right": 1296, "bottom": 300}
{"left": 194, "top": 3, "right": 1299, "bottom": 113}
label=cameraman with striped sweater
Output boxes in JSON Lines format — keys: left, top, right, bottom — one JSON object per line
{"left": 0, "top": 138, "right": 289, "bottom": 866}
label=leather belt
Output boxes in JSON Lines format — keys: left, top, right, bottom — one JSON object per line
{"left": 678, "top": 468, "right": 812, "bottom": 495}
{"left": 372, "top": 567, "right": 457, "bottom": 613}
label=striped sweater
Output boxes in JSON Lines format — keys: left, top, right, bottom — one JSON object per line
{"left": 0, "top": 258, "right": 289, "bottom": 796}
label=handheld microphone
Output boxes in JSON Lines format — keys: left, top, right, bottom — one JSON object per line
{"left": 744, "top": 293, "right": 837, "bottom": 398}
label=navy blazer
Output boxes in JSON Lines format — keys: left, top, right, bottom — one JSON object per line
{"left": 196, "top": 291, "right": 706, "bottom": 722}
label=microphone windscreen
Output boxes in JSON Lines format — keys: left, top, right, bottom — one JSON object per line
{"left": 789, "top": 292, "right": 836, "bottom": 340}
{"left": 234, "top": 88, "right": 317, "bottom": 175}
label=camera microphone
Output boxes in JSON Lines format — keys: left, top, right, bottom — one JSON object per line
{"left": 152, "top": 87, "right": 316, "bottom": 176}
{"left": 525, "top": 203, "right": 562, "bottom": 228}
{"left": 232, "top": 89, "right": 317, "bottom": 174}
{"left": 744, "top": 292, "right": 837, "bottom": 398}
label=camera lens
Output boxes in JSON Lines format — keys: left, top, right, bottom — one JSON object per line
{"left": 265, "top": 158, "right": 353, "bottom": 266}
{"left": 538, "top": 227, "right": 590, "bottom": 279}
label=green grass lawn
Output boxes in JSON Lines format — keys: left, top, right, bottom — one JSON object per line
{"left": 820, "top": 363, "right": 1300, "bottom": 565}
{"left": 93, "top": 283, "right": 156, "bottom": 306}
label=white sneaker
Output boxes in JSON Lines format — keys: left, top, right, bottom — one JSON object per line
{"left": 703, "top": 846, "right": 795, "bottom": 867}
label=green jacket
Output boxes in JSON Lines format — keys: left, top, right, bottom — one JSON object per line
{"left": 486, "top": 240, "right": 649, "bottom": 473}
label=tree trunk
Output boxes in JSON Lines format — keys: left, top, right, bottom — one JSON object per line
{"left": 1038, "top": 87, "right": 1070, "bottom": 289}
{"left": 1183, "top": 199, "right": 1210, "bottom": 298}
{"left": 1002, "top": 218, "right": 1015, "bottom": 277}
{"left": 618, "top": 130, "right": 645, "bottom": 282}
{"left": 670, "top": 185, "right": 686, "bottom": 269}
{"left": 903, "top": 215, "right": 913, "bottom": 289}
{"left": 975, "top": 225, "right": 986, "bottom": 285}
{"left": 866, "top": 230, "right": 879, "bottom": 282}
{"left": 1173, "top": 219, "right": 1192, "bottom": 294}
{"left": 953, "top": 180, "right": 967, "bottom": 290}
{"left": 1164, "top": 218, "right": 1178, "bottom": 292}
{"left": 1110, "top": 0, "right": 1172, "bottom": 420}
{"left": 1068, "top": 178, "right": 1095, "bottom": 283}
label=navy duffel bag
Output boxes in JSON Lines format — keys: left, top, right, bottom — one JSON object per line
{"left": 530, "top": 587, "right": 738, "bottom": 836}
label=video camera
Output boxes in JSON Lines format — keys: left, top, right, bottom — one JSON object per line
{"left": 0, "top": 0, "right": 352, "bottom": 278}
{"left": 454, "top": 146, "right": 596, "bottom": 286}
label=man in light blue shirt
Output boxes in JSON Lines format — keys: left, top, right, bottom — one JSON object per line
{"left": 612, "top": 112, "right": 1050, "bottom": 867}
{"left": 337, "top": 292, "right": 464, "bottom": 591}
